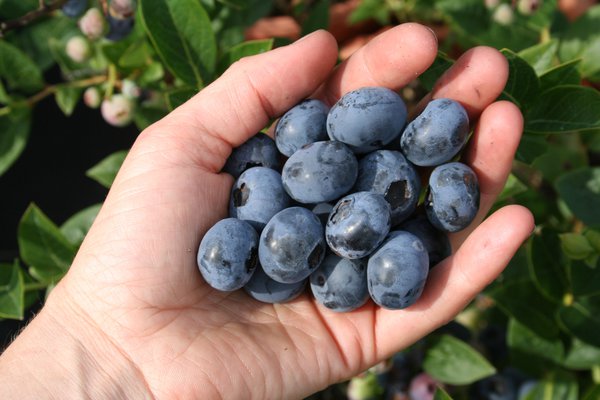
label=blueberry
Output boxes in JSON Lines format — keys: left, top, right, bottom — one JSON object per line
{"left": 105, "top": 14, "right": 134, "bottom": 41}
{"left": 367, "top": 231, "right": 429, "bottom": 310}
{"left": 244, "top": 266, "right": 306, "bottom": 303}
{"left": 259, "top": 207, "right": 326, "bottom": 283}
{"left": 425, "top": 162, "right": 479, "bottom": 232}
{"left": 353, "top": 150, "right": 421, "bottom": 226}
{"left": 197, "top": 218, "right": 258, "bottom": 291}
{"left": 229, "top": 167, "right": 291, "bottom": 232}
{"left": 310, "top": 253, "right": 369, "bottom": 312}
{"left": 326, "top": 191, "right": 391, "bottom": 259}
{"left": 408, "top": 373, "right": 438, "bottom": 400}
{"left": 223, "top": 133, "right": 280, "bottom": 179}
{"left": 399, "top": 214, "right": 451, "bottom": 268}
{"left": 62, "top": 0, "right": 88, "bottom": 17}
{"left": 327, "top": 87, "right": 407, "bottom": 153}
{"left": 275, "top": 99, "right": 329, "bottom": 157}
{"left": 282, "top": 141, "right": 358, "bottom": 204}
{"left": 310, "top": 202, "right": 334, "bottom": 226}
{"left": 470, "top": 373, "right": 517, "bottom": 400}
{"left": 400, "top": 98, "right": 469, "bottom": 166}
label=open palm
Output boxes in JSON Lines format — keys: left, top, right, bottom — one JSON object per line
{"left": 50, "top": 25, "right": 533, "bottom": 399}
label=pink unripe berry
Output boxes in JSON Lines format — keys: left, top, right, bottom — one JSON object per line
{"left": 517, "top": 0, "right": 540, "bottom": 15}
{"left": 121, "top": 79, "right": 141, "bottom": 99}
{"left": 408, "top": 373, "right": 438, "bottom": 400}
{"left": 83, "top": 87, "right": 101, "bottom": 109}
{"left": 78, "top": 8, "right": 106, "bottom": 40}
{"left": 101, "top": 94, "right": 134, "bottom": 127}
{"left": 65, "top": 36, "right": 90, "bottom": 63}
{"left": 109, "top": 0, "right": 136, "bottom": 18}
{"left": 484, "top": 0, "right": 500, "bottom": 9}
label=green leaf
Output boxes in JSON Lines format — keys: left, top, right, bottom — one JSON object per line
{"left": 54, "top": 86, "right": 82, "bottom": 117}
{"left": 0, "top": 0, "right": 37, "bottom": 19}
{"left": 433, "top": 386, "right": 454, "bottom": 400}
{"left": 526, "top": 370, "right": 579, "bottom": 400}
{"left": 18, "top": 204, "right": 76, "bottom": 283}
{"left": 516, "top": 134, "right": 549, "bottom": 164}
{"left": 489, "top": 280, "right": 560, "bottom": 339}
{"left": 60, "top": 204, "right": 102, "bottom": 247}
{"left": 86, "top": 150, "right": 128, "bottom": 188}
{"left": 518, "top": 40, "right": 559, "bottom": 75}
{"left": 531, "top": 143, "right": 587, "bottom": 183}
{"left": 118, "top": 40, "right": 154, "bottom": 69}
{"left": 0, "top": 260, "right": 24, "bottom": 320}
{"left": 582, "top": 385, "right": 600, "bottom": 400}
{"left": 507, "top": 319, "right": 564, "bottom": 364}
{"left": 556, "top": 167, "right": 600, "bottom": 227}
{"left": 140, "top": 0, "right": 217, "bottom": 88}
{"left": 0, "top": 107, "right": 31, "bottom": 176}
{"left": 423, "top": 335, "right": 496, "bottom": 385}
{"left": 497, "top": 174, "right": 528, "bottom": 202}
{"left": 301, "top": 0, "right": 330, "bottom": 36}
{"left": 557, "top": 296, "right": 600, "bottom": 347}
{"left": 563, "top": 338, "right": 600, "bottom": 370}
{"left": 539, "top": 60, "right": 581, "bottom": 91}
{"left": 6, "top": 16, "right": 78, "bottom": 72}
{"left": 570, "top": 259, "right": 600, "bottom": 297}
{"left": 560, "top": 233, "right": 596, "bottom": 260}
{"left": 558, "top": 5, "right": 600, "bottom": 81}
{"left": 501, "top": 49, "right": 540, "bottom": 108}
{"left": 139, "top": 62, "right": 165, "bottom": 85}
{"left": 0, "top": 40, "right": 44, "bottom": 94}
{"left": 132, "top": 106, "right": 168, "bottom": 130}
{"left": 165, "top": 87, "right": 197, "bottom": 111}
{"left": 218, "top": 39, "right": 273, "bottom": 74}
{"left": 525, "top": 85, "right": 600, "bottom": 134}
{"left": 419, "top": 52, "right": 454, "bottom": 92}
{"left": 529, "top": 230, "right": 569, "bottom": 302}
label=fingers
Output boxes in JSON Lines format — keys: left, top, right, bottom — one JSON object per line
{"left": 374, "top": 205, "right": 534, "bottom": 359}
{"left": 156, "top": 30, "right": 338, "bottom": 147}
{"left": 450, "top": 101, "right": 524, "bottom": 246}
{"left": 416, "top": 46, "right": 509, "bottom": 119}
{"left": 313, "top": 23, "right": 438, "bottom": 105}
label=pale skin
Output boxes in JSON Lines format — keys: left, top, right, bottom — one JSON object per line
{"left": 0, "top": 24, "right": 535, "bottom": 399}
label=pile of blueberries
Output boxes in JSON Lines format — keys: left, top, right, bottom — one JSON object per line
{"left": 197, "top": 86, "right": 479, "bottom": 312}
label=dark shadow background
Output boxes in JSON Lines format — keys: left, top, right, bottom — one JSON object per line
{"left": 0, "top": 69, "right": 138, "bottom": 347}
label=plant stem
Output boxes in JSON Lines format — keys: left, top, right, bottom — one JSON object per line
{"left": 24, "top": 282, "right": 49, "bottom": 291}
{"left": 0, "top": 75, "right": 107, "bottom": 116}
{"left": 0, "top": 0, "right": 68, "bottom": 38}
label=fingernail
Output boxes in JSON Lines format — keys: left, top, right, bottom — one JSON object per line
{"left": 425, "top": 26, "right": 438, "bottom": 45}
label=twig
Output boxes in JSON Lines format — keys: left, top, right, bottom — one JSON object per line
{"left": 0, "top": 0, "right": 68, "bottom": 38}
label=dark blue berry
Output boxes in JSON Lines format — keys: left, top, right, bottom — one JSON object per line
{"left": 197, "top": 218, "right": 258, "bottom": 291}
{"left": 244, "top": 266, "right": 306, "bottom": 303}
{"left": 327, "top": 87, "right": 407, "bottom": 153}
{"left": 275, "top": 99, "right": 329, "bottom": 157}
{"left": 399, "top": 214, "right": 451, "bottom": 268}
{"left": 400, "top": 98, "right": 469, "bottom": 166}
{"left": 223, "top": 133, "right": 280, "bottom": 179}
{"left": 62, "top": 0, "right": 88, "bottom": 17}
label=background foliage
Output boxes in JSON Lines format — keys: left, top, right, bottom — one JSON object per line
{"left": 1, "top": 0, "right": 600, "bottom": 399}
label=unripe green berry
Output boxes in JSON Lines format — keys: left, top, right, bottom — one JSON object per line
{"left": 65, "top": 36, "right": 90, "bottom": 63}
{"left": 493, "top": 3, "right": 514, "bottom": 25}
{"left": 101, "top": 94, "right": 134, "bottom": 127}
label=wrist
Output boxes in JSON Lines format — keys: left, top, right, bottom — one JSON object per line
{"left": 0, "top": 282, "right": 153, "bottom": 399}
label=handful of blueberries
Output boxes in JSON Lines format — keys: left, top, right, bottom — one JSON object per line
{"left": 197, "top": 86, "right": 479, "bottom": 312}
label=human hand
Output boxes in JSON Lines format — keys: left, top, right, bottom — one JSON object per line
{"left": 0, "top": 24, "right": 534, "bottom": 399}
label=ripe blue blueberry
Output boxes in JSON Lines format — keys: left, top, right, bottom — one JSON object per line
{"left": 310, "top": 202, "right": 334, "bottom": 226}
{"left": 400, "top": 98, "right": 469, "bottom": 166}
{"left": 197, "top": 218, "right": 258, "bottom": 291}
{"left": 62, "top": 0, "right": 88, "bottom": 17}
{"left": 275, "top": 99, "right": 329, "bottom": 157}
{"left": 105, "top": 14, "right": 134, "bottom": 41}
{"left": 229, "top": 167, "right": 291, "bottom": 232}
{"left": 327, "top": 87, "right": 407, "bottom": 153}
{"left": 223, "top": 133, "right": 280, "bottom": 179}
{"left": 399, "top": 214, "right": 451, "bottom": 268}
{"left": 425, "top": 162, "right": 479, "bottom": 232}
{"left": 367, "top": 231, "right": 429, "bottom": 310}
{"left": 244, "top": 266, "right": 306, "bottom": 303}
{"left": 282, "top": 140, "right": 358, "bottom": 204}
{"left": 310, "top": 253, "right": 369, "bottom": 312}
{"left": 259, "top": 207, "right": 326, "bottom": 283}
{"left": 353, "top": 150, "right": 421, "bottom": 226}
{"left": 326, "top": 191, "right": 391, "bottom": 259}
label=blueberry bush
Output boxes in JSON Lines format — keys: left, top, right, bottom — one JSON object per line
{"left": 2, "top": 0, "right": 600, "bottom": 399}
